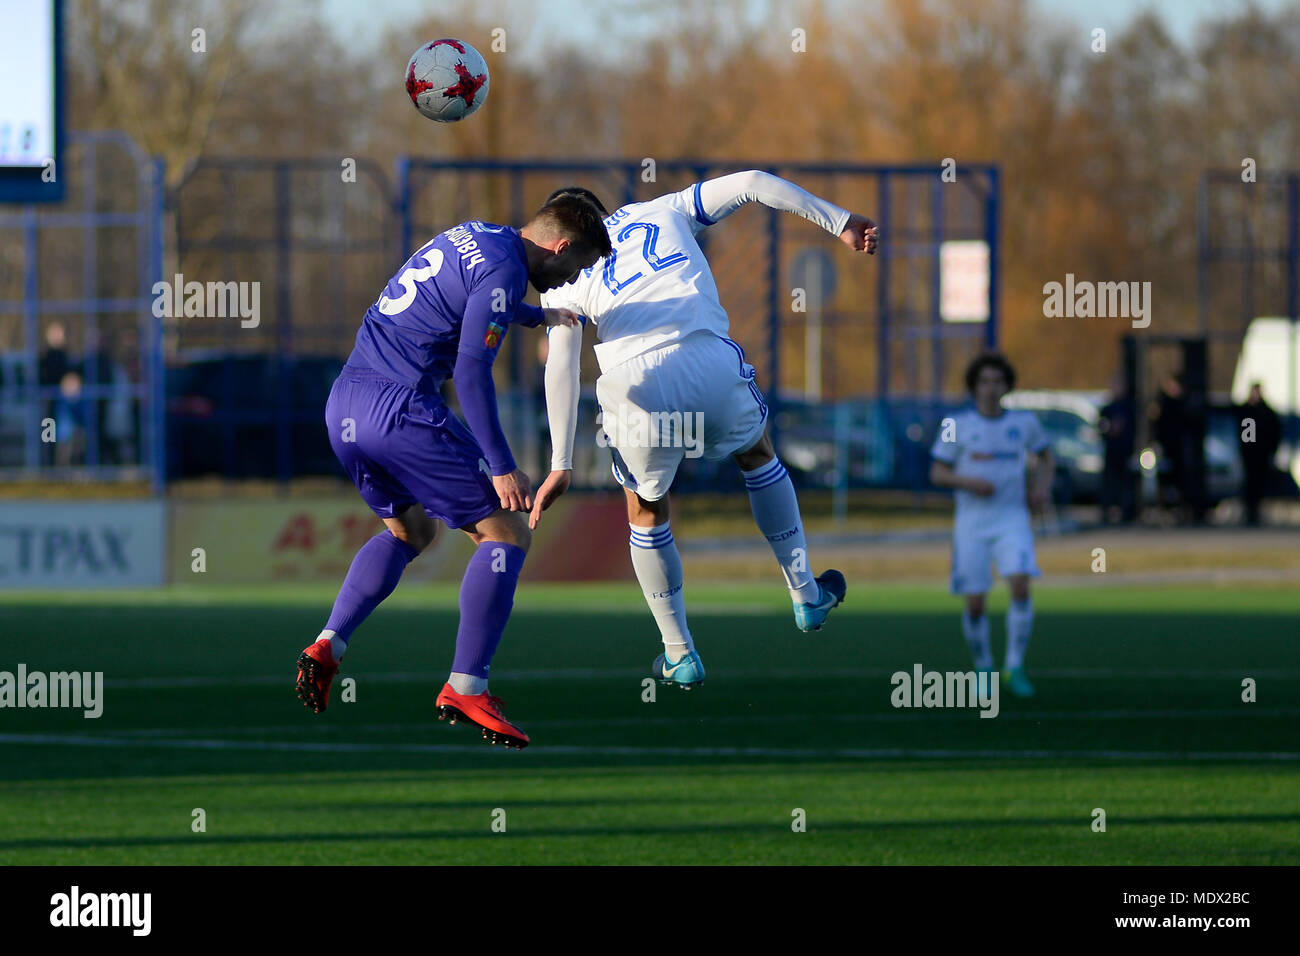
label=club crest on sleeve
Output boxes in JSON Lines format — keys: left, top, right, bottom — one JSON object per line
{"left": 484, "top": 320, "right": 505, "bottom": 348}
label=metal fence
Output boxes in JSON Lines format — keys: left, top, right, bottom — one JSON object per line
{"left": 0, "top": 130, "right": 163, "bottom": 488}
{"left": 2, "top": 142, "right": 1001, "bottom": 493}
{"left": 1196, "top": 170, "right": 1299, "bottom": 475}
{"left": 168, "top": 157, "right": 999, "bottom": 489}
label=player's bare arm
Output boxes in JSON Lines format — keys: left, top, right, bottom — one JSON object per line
{"left": 543, "top": 307, "right": 581, "bottom": 327}
{"left": 839, "top": 213, "right": 879, "bottom": 254}
{"left": 493, "top": 469, "right": 533, "bottom": 513}
{"left": 929, "top": 459, "right": 996, "bottom": 497}
{"left": 1027, "top": 448, "right": 1055, "bottom": 511}
{"left": 529, "top": 469, "right": 571, "bottom": 529}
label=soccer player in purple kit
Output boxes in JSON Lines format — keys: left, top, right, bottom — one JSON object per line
{"left": 294, "top": 196, "right": 611, "bottom": 749}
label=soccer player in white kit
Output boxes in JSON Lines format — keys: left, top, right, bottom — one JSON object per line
{"left": 928, "top": 353, "right": 1055, "bottom": 697}
{"left": 528, "top": 173, "right": 878, "bottom": 688}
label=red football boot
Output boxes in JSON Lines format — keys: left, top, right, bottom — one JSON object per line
{"left": 295, "top": 640, "right": 339, "bottom": 714}
{"left": 436, "top": 683, "right": 530, "bottom": 750}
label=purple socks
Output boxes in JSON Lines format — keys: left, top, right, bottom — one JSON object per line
{"left": 322, "top": 533, "right": 525, "bottom": 679}
{"left": 451, "top": 541, "right": 527, "bottom": 679}
{"left": 324, "top": 531, "right": 420, "bottom": 644}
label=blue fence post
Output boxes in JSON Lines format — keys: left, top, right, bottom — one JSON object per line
{"left": 985, "top": 166, "right": 999, "bottom": 348}
{"left": 83, "top": 137, "right": 101, "bottom": 473}
{"left": 274, "top": 161, "right": 293, "bottom": 488}
{"left": 833, "top": 401, "right": 849, "bottom": 525}
{"left": 22, "top": 206, "right": 40, "bottom": 474}
{"left": 149, "top": 157, "right": 166, "bottom": 495}
{"left": 876, "top": 172, "right": 891, "bottom": 398}
{"left": 931, "top": 171, "right": 944, "bottom": 398}
{"left": 395, "top": 155, "right": 412, "bottom": 258}
{"left": 1196, "top": 172, "right": 1209, "bottom": 336}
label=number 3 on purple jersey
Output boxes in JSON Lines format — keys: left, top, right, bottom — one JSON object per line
{"left": 378, "top": 241, "right": 445, "bottom": 315}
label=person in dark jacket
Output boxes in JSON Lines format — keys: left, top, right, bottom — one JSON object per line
{"left": 1099, "top": 375, "right": 1137, "bottom": 524}
{"left": 1152, "top": 375, "right": 1187, "bottom": 519}
{"left": 1237, "top": 382, "right": 1281, "bottom": 526}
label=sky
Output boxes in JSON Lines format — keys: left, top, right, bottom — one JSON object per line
{"left": 316, "top": 0, "right": 1294, "bottom": 60}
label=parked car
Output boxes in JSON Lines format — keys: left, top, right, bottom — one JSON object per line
{"left": 1001, "top": 390, "right": 1106, "bottom": 503}
{"left": 166, "top": 353, "right": 344, "bottom": 480}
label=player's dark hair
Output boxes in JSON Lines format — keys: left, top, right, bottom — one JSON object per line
{"left": 545, "top": 186, "right": 608, "bottom": 215}
{"left": 964, "top": 351, "right": 1016, "bottom": 394}
{"left": 529, "top": 195, "right": 613, "bottom": 257}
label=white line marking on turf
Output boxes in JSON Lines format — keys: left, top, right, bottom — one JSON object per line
{"left": 102, "top": 666, "right": 1300, "bottom": 689}
{"left": 66, "top": 706, "right": 1300, "bottom": 737}
{"left": 0, "top": 732, "right": 1296, "bottom": 762}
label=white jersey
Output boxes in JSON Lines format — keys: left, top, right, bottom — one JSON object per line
{"left": 541, "top": 171, "right": 850, "bottom": 374}
{"left": 541, "top": 171, "right": 850, "bottom": 470}
{"left": 930, "top": 407, "right": 1049, "bottom": 529}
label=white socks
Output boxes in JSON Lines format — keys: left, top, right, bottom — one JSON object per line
{"left": 449, "top": 672, "right": 489, "bottom": 696}
{"left": 963, "top": 600, "right": 1033, "bottom": 672}
{"left": 316, "top": 634, "right": 492, "bottom": 696}
{"left": 961, "top": 613, "right": 993, "bottom": 671}
{"left": 315, "top": 631, "right": 347, "bottom": 663}
{"left": 629, "top": 522, "right": 694, "bottom": 659}
{"left": 1005, "top": 598, "right": 1034, "bottom": 670}
{"left": 742, "top": 459, "right": 819, "bottom": 605}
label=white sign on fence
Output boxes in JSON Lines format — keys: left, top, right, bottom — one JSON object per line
{"left": 0, "top": 501, "right": 165, "bottom": 588}
{"left": 940, "top": 240, "right": 991, "bottom": 323}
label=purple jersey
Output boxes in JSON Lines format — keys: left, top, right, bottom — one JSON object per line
{"left": 343, "top": 221, "right": 544, "bottom": 475}
{"left": 347, "top": 221, "right": 543, "bottom": 391}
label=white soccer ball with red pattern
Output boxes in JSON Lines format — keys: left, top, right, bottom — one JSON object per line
{"left": 405, "top": 39, "right": 490, "bottom": 123}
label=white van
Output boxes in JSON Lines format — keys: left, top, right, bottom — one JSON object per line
{"left": 1232, "top": 317, "right": 1299, "bottom": 485}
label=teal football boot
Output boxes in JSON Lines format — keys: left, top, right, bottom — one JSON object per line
{"left": 1002, "top": 666, "right": 1035, "bottom": 698}
{"left": 651, "top": 649, "right": 706, "bottom": 690}
{"left": 793, "top": 569, "right": 848, "bottom": 632}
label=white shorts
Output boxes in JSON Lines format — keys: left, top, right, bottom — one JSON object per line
{"left": 950, "top": 521, "right": 1041, "bottom": 595}
{"left": 596, "top": 331, "right": 769, "bottom": 501}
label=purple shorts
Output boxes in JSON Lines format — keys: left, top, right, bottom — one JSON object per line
{"left": 325, "top": 366, "right": 499, "bottom": 529}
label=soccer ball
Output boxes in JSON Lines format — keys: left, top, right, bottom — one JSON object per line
{"left": 405, "top": 39, "right": 490, "bottom": 123}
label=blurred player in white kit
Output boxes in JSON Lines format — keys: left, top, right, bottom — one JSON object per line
{"left": 929, "top": 353, "right": 1054, "bottom": 697}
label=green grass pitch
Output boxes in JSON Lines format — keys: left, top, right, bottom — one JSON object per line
{"left": 0, "top": 582, "right": 1296, "bottom": 864}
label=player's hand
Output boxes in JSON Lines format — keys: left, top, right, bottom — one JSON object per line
{"left": 528, "top": 469, "right": 572, "bottom": 529}
{"left": 840, "top": 214, "right": 879, "bottom": 255}
{"left": 1028, "top": 488, "right": 1050, "bottom": 511}
{"left": 543, "top": 308, "right": 581, "bottom": 328}
{"left": 968, "top": 478, "right": 996, "bottom": 497}
{"left": 493, "top": 469, "right": 533, "bottom": 512}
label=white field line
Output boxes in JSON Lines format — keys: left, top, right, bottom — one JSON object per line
{"left": 53, "top": 706, "right": 1300, "bottom": 737}
{"left": 100, "top": 666, "right": 1300, "bottom": 689}
{"left": 0, "top": 732, "right": 1297, "bottom": 762}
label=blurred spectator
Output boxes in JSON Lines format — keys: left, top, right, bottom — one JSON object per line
{"left": 1236, "top": 382, "right": 1280, "bottom": 526}
{"left": 1151, "top": 374, "right": 1187, "bottom": 518}
{"left": 39, "top": 322, "right": 69, "bottom": 387}
{"left": 85, "top": 331, "right": 135, "bottom": 465}
{"left": 1098, "top": 374, "right": 1137, "bottom": 523}
{"left": 40, "top": 323, "right": 70, "bottom": 465}
{"left": 54, "top": 369, "right": 87, "bottom": 467}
